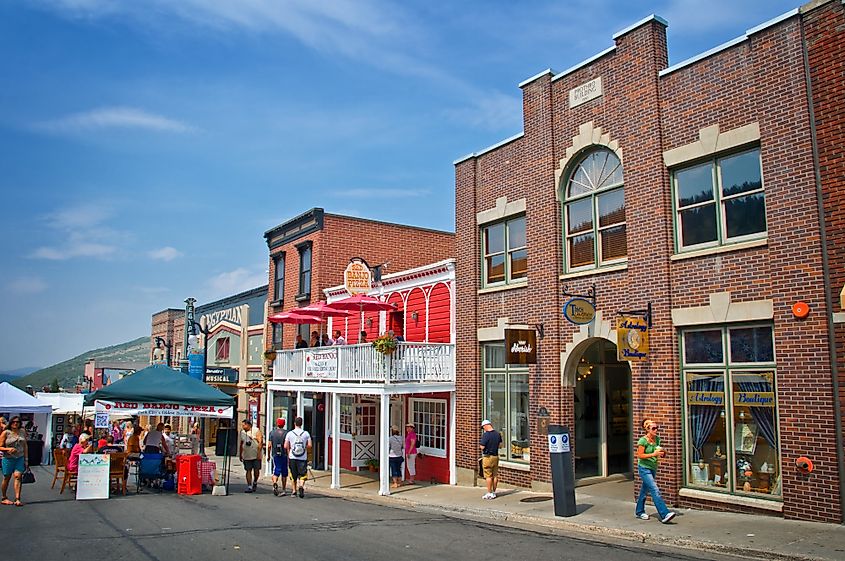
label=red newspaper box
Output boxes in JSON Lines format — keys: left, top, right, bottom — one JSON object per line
{"left": 177, "top": 454, "right": 202, "bottom": 495}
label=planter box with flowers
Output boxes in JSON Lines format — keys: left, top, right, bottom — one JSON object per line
{"left": 372, "top": 335, "right": 397, "bottom": 355}
{"left": 263, "top": 350, "right": 277, "bottom": 363}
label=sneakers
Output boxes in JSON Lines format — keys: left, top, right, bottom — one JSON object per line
{"left": 244, "top": 486, "right": 253, "bottom": 493}
{"left": 298, "top": 486, "right": 304, "bottom": 498}
{"left": 482, "top": 492, "right": 496, "bottom": 500}
{"left": 252, "top": 482, "right": 258, "bottom": 491}
{"left": 273, "top": 483, "right": 279, "bottom": 496}
{"left": 636, "top": 513, "right": 650, "bottom": 520}
{"left": 661, "top": 511, "right": 677, "bottom": 524}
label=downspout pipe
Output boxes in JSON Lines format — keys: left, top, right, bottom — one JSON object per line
{"left": 800, "top": 11, "right": 845, "bottom": 523}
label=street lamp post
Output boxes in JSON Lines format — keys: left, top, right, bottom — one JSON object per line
{"left": 154, "top": 336, "right": 172, "bottom": 367}
{"left": 188, "top": 318, "right": 210, "bottom": 458}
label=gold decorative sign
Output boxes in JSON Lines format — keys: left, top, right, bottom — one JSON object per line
{"left": 505, "top": 328, "right": 537, "bottom": 365}
{"left": 616, "top": 316, "right": 649, "bottom": 361}
{"left": 687, "top": 391, "right": 725, "bottom": 406}
{"left": 344, "top": 258, "right": 372, "bottom": 295}
{"left": 733, "top": 392, "right": 775, "bottom": 407}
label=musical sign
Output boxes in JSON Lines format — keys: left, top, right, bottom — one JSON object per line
{"left": 505, "top": 328, "right": 537, "bottom": 364}
{"left": 204, "top": 367, "right": 238, "bottom": 384}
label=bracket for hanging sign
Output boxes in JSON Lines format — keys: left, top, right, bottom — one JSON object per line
{"left": 618, "top": 302, "right": 653, "bottom": 328}
{"left": 562, "top": 284, "right": 596, "bottom": 307}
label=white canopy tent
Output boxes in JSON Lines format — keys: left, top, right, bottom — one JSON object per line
{"left": 35, "top": 392, "right": 84, "bottom": 415}
{"left": 0, "top": 382, "right": 53, "bottom": 466}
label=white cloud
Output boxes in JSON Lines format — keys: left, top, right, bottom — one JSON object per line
{"left": 205, "top": 267, "right": 267, "bottom": 299}
{"left": 35, "top": 106, "right": 195, "bottom": 134}
{"left": 331, "top": 188, "right": 430, "bottom": 198}
{"left": 30, "top": 203, "right": 121, "bottom": 261}
{"left": 7, "top": 276, "right": 48, "bottom": 295}
{"left": 442, "top": 91, "right": 523, "bottom": 132}
{"left": 148, "top": 246, "right": 183, "bottom": 261}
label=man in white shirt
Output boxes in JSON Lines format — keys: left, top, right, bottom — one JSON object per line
{"left": 284, "top": 416, "right": 312, "bottom": 498}
{"left": 239, "top": 419, "right": 262, "bottom": 493}
{"left": 162, "top": 424, "right": 176, "bottom": 457}
{"left": 332, "top": 330, "right": 346, "bottom": 346}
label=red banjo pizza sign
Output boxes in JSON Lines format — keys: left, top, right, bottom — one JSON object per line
{"left": 95, "top": 400, "right": 233, "bottom": 418}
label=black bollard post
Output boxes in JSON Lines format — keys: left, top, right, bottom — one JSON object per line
{"left": 548, "top": 423, "right": 577, "bottom": 517}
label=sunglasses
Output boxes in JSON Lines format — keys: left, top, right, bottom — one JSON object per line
{"left": 649, "top": 426, "right": 659, "bottom": 431}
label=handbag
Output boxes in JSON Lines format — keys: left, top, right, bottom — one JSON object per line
{"left": 21, "top": 468, "right": 36, "bottom": 484}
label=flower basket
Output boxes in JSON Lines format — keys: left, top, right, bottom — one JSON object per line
{"left": 263, "top": 350, "right": 277, "bottom": 362}
{"left": 372, "top": 335, "right": 397, "bottom": 355}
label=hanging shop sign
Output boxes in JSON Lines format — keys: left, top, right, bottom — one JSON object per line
{"left": 505, "top": 328, "right": 537, "bottom": 365}
{"left": 204, "top": 367, "right": 239, "bottom": 384}
{"left": 94, "top": 399, "right": 234, "bottom": 418}
{"left": 344, "top": 258, "right": 372, "bottom": 295}
{"left": 563, "top": 298, "right": 596, "bottom": 325}
{"left": 304, "top": 348, "right": 338, "bottom": 378}
{"left": 616, "top": 316, "right": 649, "bottom": 361}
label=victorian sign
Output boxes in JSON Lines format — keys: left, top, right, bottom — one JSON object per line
{"left": 505, "top": 328, "right": 537, "bottom": 365}
{"left": 344, "top": 258, "right": 372, "bottom": 295}
{"left": 616, "top": 316, "right": 649, "bottom": 362}
{"left": 563, "top": 298, "right": 596, "bottom": 325}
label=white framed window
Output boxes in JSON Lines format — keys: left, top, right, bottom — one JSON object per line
{"left": 339, "top": 396, "right": 353, "bottom": 436}
{"left": 673, "top": 147, "right": 766, "bottom": 252}
{"left": 410, "top": 398, "right": 447, "bottom": 457}
{"left": 681, "top": 324, "right": 780, "bottom": 500}
{"left": 481, "top": 215, "right": 527, "bottom": 287}
{"left": 561, "top": 148, "right": 626, "bottom": 272}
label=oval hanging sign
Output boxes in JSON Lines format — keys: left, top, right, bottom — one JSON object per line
{"left": 563, "top": 298, "right": 596, "bottom": 325}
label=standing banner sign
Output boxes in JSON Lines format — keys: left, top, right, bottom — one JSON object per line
{"left": 76, "top": 454, "right": 110, "bottom": 500}
{"left": 94, "top": 412, "right": 109, "bottom": 429}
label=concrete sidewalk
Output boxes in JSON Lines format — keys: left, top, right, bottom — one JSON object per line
{"left": 280, "top": 469, "right": 845, "bottom": 561}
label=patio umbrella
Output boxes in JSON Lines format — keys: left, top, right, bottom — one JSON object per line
{"left": 268, "top": 311, "right": 323, "bottom": 324}
{"left": 293, "top": 301, "right": 351, "bottom": 340}
{"left": 329, "top": 294, "right": 396, "bottom": 341}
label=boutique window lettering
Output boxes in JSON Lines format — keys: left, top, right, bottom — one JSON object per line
{"left": 561, "top": 147, "right": 626, "bottom": 272}
{"left": 681, "top": 324, "right": 780, "bottom": 499}
{"left": 482, "top": 343, "right": 530, "bottom": 464}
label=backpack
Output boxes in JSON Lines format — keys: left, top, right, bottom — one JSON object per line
{"left": 274, "top": 429, "right": 287, "bottom": 456}
{"left": 291, "top": 430, "right": 306, "bottom": 457}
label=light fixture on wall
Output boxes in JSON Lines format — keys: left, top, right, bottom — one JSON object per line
{"left": 411, "top": 311, "right": 418, "bottom": 321}
{"left": 367, "top": 317, "right": 374, "bottom": 327}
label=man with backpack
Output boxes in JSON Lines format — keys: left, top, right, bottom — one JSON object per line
{"left": 267, "top": 418, "right": 289, "bottom": 496}
{"left": 284, "top": 416, "right": 312, "bottom": 498}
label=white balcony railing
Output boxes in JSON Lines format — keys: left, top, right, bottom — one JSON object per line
{"left": 272, "top": 342, "right": 454, "bottom": 384}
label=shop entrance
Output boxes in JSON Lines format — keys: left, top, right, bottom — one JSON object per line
{"left": 573, "top": 338, "right": 632, "bottom": 481}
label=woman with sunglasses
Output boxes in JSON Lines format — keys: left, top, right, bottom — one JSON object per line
{"left": 0, "top": 416, "right": 28, "bottom": 506}
{"left": 635, "top": 419, "right": 676, "bottom": 523}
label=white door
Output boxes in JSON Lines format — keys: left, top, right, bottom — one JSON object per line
{"left": 352, "top": 403, "right": 377, "bottom": 467}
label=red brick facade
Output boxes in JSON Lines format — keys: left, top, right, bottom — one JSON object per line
{"left": 455, "top": 1, "right": 844, "bottom": 522}
{"left": 264, "top": 208, "right": 455, "bottom": 349}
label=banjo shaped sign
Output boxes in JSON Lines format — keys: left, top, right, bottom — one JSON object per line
{"left": 563, "top": 298, "right": 596, "bottom": 325}
{"left": 344, "top": 258, "right": 372, "bottom": 295}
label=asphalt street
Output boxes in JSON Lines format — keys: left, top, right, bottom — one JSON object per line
{"left": 7, "top": 466, "right": 738, "bottom": 561}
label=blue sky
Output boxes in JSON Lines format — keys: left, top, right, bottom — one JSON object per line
{"left": 0, "top": 0, "right": 798, "bottom": 370}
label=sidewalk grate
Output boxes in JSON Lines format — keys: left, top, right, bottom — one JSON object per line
{"left": 520, "top": 496, "right": 553, "bottom": 503}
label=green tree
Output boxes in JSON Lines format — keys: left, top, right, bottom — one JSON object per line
{"left": 50, "top": 378, "right": 60, "bottom": 393}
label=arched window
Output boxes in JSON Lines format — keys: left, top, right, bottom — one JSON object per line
{"left": 562, "top": 148, "right": 626, "bottom": 271}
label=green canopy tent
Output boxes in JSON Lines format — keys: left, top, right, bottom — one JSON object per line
{"left": 84, "top": 364, "right": 236, "bottom": 494}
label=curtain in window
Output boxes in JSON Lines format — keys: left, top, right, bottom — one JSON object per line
{"left": 736, "top": 381, "right": 777, "bottom": 449}
{"left": 689, "top": 378, "right": 723, "bottom": 461}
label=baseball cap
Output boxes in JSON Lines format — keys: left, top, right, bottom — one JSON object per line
{"left": 276, "top": 418, "right": 286, "bottom": 427}
{"left": 481, "top": 419, "right": 492, "bottom": 427}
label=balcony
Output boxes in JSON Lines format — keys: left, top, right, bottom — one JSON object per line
{"left": 272, "top": 342, "right": 454, "bottom": 384}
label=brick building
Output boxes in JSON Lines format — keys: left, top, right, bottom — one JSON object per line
{"left": 454, "top": 0, "right": 844, "bottom": 522}
{"left": 263, "top": 208, "right": 455, "bottom": 470}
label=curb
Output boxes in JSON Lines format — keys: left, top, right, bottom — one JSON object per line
{"left": 310, "top": 485, "right": 830, "bottom": 561}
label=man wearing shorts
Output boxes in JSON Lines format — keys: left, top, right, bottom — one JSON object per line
{"left": 284, "top": 416, "right": 312, "bottom": 498}
{"left": 239, "top": 419, "right": 262, "bottom": 493}
{"left": 267, "top": 418, "right": 289, "bottom": 496}
{"left": 479, "top": 419, "right": 502, "bottom": 500}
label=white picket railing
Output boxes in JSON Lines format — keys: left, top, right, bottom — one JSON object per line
{"left": 272, "top": 342, "right": 454, "bottom": 383}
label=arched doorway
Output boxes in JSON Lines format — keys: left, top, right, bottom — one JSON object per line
{"left": 574, "top": 338, "right": 632, "bottom": 481}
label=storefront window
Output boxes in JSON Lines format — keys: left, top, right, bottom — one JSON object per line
{"left": 681, "top": 325, "right": 780, "bottom": 499}
{"left": 339, "top": 396, "right": 353, "bottom": 435}
{"left": 483, "top": 343, "right": 530, "bottom": 464}
{"left": 410, "top": 398, "right": 447, "bottom": 457}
